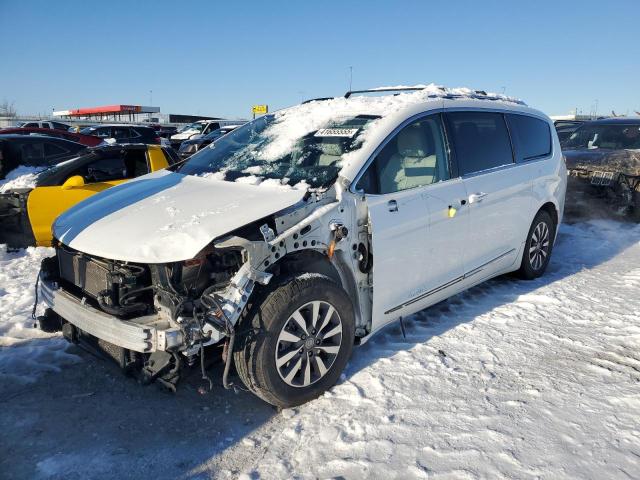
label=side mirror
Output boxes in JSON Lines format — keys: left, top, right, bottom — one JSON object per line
{"left": 61, "top": 175, "right": 85, "bottom": 190}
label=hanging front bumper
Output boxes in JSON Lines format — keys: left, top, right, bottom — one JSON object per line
{"left": 39, "top": 276, "right": 183, "bottom": 353}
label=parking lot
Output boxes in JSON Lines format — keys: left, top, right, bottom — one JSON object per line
{"left": 3, "top": 2, "right": 640, "bottom": 479}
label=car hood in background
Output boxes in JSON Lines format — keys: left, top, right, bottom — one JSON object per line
{"left": 53, "top": 170, "right": 306, "bottom": 263}
{"left": 563, "top": 148, "right": 640, "bottom": 175}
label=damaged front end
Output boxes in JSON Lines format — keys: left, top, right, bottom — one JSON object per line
{"left": 38, "top": 238, "right": 258, "bottom": 390}
{"left": 37, "top": 186, "right": 365, "bottom": 391}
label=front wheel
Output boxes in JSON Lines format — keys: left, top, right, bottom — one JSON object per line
{"left": 517, "top": 210, "right": 556, "bottom": 280}
{"left": 233, "top": 273, "right": 355, "bottom": 408}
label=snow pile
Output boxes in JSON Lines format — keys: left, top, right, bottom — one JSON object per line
{"left": 0, "top": 165, "right": 44, "bottom": 192}
{"left": 0, "top": 246, "right": 81, "bottom": 385}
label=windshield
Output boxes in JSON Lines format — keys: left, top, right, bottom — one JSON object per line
{"left": 177, "top": 122, "right": 204, "bottom": 134}
{"left": 564, "top": 123, "right": 640, "bottom": 150}
{"left": 177, "top": 114, "right": 378, "bottom": 188}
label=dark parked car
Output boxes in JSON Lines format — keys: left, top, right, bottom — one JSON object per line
{"left": 0, "top": 135, "right": 87, "bottom": 179}
{"left": 563, "top": 118, "right": 640, "bottom": 219}
{"left": 79, "top": 124, "right": 161, "bottom": 144}
{"left": 0, "top": 127, "right": 103, "bottom": 147}
{"left": 150, "top": 125, "right": 178, "bottom": 138}
{"left": 177, "top": 125, "right": 239, "bottom": 160}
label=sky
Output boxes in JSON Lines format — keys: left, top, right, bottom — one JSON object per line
{"left": 1, "top": 0, "right": 639, "bottom": 119}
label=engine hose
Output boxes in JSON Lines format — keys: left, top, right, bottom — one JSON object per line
{"left": 192, "top": 304, "right": 213, "bottom": 393}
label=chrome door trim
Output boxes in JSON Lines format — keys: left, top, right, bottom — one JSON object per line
{"left": 384, "top": 248, "right": 516, "bottom": 315}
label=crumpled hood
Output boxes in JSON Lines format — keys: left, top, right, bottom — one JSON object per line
{"left": 53, "top": 170, "right": 306, "bottom": 263}
{"left": 564, "top": 148, "right": 640, "bottom": 175}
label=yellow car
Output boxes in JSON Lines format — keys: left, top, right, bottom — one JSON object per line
{"left": 0, "top": 144, "right": 177, "bottom": 248}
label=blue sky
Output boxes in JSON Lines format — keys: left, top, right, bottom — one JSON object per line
{"left": 1, "top": 0, "right": 639, "bottom": 119}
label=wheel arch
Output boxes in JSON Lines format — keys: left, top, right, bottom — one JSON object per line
{"left": 537, "top": 201, "right": 560, "bottom": 243}
{"left": 267, "top": 249, "right": 364, "bottom": 335}
{"left": 539, "top": 201, "right": 559, "bottom": 228}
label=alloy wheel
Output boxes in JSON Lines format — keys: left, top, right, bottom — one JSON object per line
{"left": 275, "top": 300, "right": 343, "bottom": 388}
{"left": 529, "top": 221, "right": 550, "bottom": 271}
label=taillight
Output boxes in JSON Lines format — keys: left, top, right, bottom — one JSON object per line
{"left": 155, "top": 137, "right": 161, "bottom": 143}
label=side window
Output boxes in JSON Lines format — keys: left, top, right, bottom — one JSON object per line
{"left": 23, "top": 122, "right": 38, "bottom": 128}
{"left": 93, "top": 128, "right": 111, "bottom": 138}
{"left": 20, "top": 142, "right": 45, "bottom": 164}
{"left": 44, "top": 142, "right": 69, "bottom": 156}
{"left": 205, "top": 123, "right": 220, "bottom": 134}
{"left": 85, "top": 156, "right": 127, "bottom": 182}
{"left": 447, "top": 112, "right": 513, "bottom": 175}
{"left": 123, "top": 150, "right": 149, "bottom": 177}
{"left": 506, "top": 114, "right": 552, "bottom": 162}
{"left": 112, "top": 127, "right": 131, "bottom": 139}
{"left": 356, "top": 115, "right": 450, "bottom": 194}
{"left": 128, "top": 128, "right": 141, "bottom": 139}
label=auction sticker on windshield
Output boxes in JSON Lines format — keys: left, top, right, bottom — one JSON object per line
{"left": 314, "top": 128, "right": 359, "bottom": 138}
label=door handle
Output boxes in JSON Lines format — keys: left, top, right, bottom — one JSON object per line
{"left": 387, "top": 199, "right": 398, "bottom": 212}
{"left": 468, "top": 192, "right": 488, "bottom": 204}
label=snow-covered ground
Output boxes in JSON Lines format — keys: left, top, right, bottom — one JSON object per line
{"left": 1, "top": 219, "right": 639, "bottom": 479}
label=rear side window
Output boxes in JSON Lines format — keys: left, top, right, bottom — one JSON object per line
{"left": 123, "top": 150, "right": 149, "bottom": 177}
{"left": 44, "top": 142, "right": 69, "bottom": 156}
{"left": 507, "top": 114, "right": 551, "bottom": 161}
{"left": 20, "top": 142, "right": 45, "bottom": 164}
{"left": 112, "top": 127, "right": 132, "bottom": 139}
{"left": 92, "top": 128, "right": 111, "bottom": 138}
{"left": 447, "top": 112, "right": 513, "bottom": 175}
{"left": 85, "top": 156, "right": 127, "bottom": 182}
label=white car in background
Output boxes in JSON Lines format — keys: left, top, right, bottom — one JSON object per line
{"left": 38, "top": 85, "right": 566, "bottom": 407}
{"left": 169, "top": 119, "right": 245, "bottom": 148}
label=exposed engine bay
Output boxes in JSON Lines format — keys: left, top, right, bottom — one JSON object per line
{"left": 38, "top": 184, "right": 374, "bottom": 391}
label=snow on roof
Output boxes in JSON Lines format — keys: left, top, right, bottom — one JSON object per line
{"left": 259, "top": 83, "right": 525, "bottom": 162}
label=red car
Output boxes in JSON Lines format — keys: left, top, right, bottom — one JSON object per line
{"left": 0, "top": 127, "right": 103, "bottom": 147}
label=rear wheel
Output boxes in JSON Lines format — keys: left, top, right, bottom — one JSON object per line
{"left": 517, "top": 210, "right": 555, "bottom": 280}
{"left": 233, "top": 273, "right": 355, "bottom": 408}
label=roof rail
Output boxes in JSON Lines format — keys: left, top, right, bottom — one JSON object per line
{"left": 302, "top": 97, "right": 335, "bottom": 104}
{"left": 344, "top": 85, "right": 526, "bottom": 105}
{"left": 344, "top": 86, "right": 442, "bottom": 98}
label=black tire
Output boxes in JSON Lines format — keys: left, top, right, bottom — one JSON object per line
{"left": 233, "top": 273, "right": 355, "bottom": 408}
{"left": 630, "top": 191, "right": 640, "bottom": 222}
{"left": 517, "top": 209, "right": 556, "bottom": 280}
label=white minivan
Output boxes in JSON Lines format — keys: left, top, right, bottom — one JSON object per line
{"left": 38, "top": 85, "right": 566, "bottom": 407}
